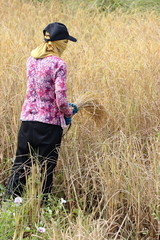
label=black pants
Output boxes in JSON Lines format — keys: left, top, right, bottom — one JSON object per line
{"left": 5, "top": 121, "right": 63, "bottom": 198}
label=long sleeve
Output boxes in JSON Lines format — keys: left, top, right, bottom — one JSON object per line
{"left": 55, "top": 63, "right": 72, "bottom": 117}
{"left": 21, "top": 56, "right": 71, "bottom": 128}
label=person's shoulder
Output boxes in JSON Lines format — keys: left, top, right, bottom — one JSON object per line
{"left": 50, "top": 56, "right": 66, "bottom": 66}
{"left": 47, "top": 56, "right": 67, "bottom": 71}
{"left": 27, "top": 56, "right": 35, "bottom": 64}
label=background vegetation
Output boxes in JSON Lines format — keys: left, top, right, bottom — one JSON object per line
{"left": 0, "top": 0, "right": 159, "bottom": 239}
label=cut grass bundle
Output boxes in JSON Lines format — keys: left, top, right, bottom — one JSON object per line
{"left": 74, "top": 92, "right": 108, "bottom": 126}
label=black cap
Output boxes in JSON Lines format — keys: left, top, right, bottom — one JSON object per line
{"left": 43, "top": 22, "right": 77, "bottom": 42}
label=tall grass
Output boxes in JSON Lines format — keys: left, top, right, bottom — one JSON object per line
{"left": 91, "top": 0, "right": 160, "bottom": 12}
{"left": 0, "top": 0, "right": 159, "bottom": 239}
{"left": 62, "top": 0, "right": 160, "bottom": 13}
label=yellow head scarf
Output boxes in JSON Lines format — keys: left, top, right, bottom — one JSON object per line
{"left": 31, "top": 32, "right": 68, "bottom": 59}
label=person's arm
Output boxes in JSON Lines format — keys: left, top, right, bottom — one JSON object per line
{"left": 55, "top": 62, "right": 72, "bottom": 117}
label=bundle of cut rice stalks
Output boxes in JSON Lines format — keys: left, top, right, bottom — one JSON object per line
{"left": 73, "top": 92, "right": 108, "bottom": 126}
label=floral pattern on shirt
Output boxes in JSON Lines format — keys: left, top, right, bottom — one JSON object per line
{"left": 20, "top": 56, "right": 72, "bottom": 128}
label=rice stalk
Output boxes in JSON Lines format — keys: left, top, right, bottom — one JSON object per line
{"left": 0, "top": 0, "right": 159, "bottom": 238}
{"left": 74, "top": 92, "right": 108, "bottom": 125}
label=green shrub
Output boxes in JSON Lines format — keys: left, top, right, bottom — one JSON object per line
{"left": 92, "top": 0, "right": 160, "bottom": 12}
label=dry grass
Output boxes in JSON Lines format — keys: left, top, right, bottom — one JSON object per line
{"left": 0, "top": 0, "right": 160, "bottom": 239}
{"left": 74, "top": 91, "right": 108, "bottom": 126}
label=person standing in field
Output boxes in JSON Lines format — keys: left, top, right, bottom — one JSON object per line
{"left": 5, "top": 22, "right": 78, "bottom": 200}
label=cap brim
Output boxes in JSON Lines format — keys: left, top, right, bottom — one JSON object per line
{"left": 68, "top": 35, "right": 77, "bottom": 42}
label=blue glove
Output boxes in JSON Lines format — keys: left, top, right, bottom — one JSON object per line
{"left": 64, "top": 116, "right": 72, "bottom": 125}
{"left": 69, "top": 103, "right": 78, "bottom": 115}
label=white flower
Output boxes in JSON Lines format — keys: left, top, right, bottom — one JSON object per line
{"left": 48, "top": 209, "right": 52, "bottom": 215}
{"left": 61, "top": 198, "right": 67, "bottom": 204}
{"left": 14, "top": 197, "right": 23, "bottom": 206}
{"left": 25, "top": 227, "right": 31, "bottom": 232}
{"left": 38, "top": 227, "right": 46, "bottom": 233}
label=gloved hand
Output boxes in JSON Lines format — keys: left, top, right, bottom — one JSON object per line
{"left": 69, "top": 103, "right": 78, "bottom": 115}
{"left": 64, "top": 116, "right": 72, "bottom": 125}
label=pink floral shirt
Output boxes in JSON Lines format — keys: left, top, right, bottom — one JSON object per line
{"left": 20, "top": 56, "right": 72, "bottom": 128}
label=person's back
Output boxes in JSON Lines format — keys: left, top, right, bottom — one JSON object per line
{"left": 21, "top": 55, "right": 70, "bottom": 128}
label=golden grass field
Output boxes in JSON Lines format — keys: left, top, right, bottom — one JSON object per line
{"left": 0, "top": 0, "right": 160, "bottom": 239}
